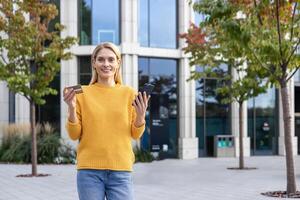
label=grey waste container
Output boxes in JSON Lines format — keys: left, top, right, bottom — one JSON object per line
{"left": 214, "top": 135, "right": 235, "bottom": 157}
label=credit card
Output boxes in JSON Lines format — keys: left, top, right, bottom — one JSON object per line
{"left": 66, "top": 85, "right": 83, "bottom": 94}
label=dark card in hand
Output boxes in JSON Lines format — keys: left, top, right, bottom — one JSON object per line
{"left": 66, "top": 85, "right": 83, "bottom": 94}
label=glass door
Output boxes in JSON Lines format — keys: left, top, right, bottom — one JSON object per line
{"left": 248, "top": 88, "right": 276, "bottom": 155}
{"left": 138, "top": 57, "right": 178, "bottom": 158}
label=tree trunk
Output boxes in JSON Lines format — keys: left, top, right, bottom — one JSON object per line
{"left": 239, "top": 102, "right": 244, "bottom": 169}
{"left": 30, "top": 100, "right": 37, "bottom": 176}
{"left": 280, "top": 83, "right": 296, "bottom": 194}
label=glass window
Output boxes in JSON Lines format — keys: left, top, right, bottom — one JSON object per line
{"left": 78, "top": 56, "right": 92, "bottom": 85}
{"left": 193, "top": 0, "right": 205, "bottom": 25}
{"left": 79, "top": 0, "right": 120, "bottom": 45}
{"left": 79, "top": 0, "right": 92, "bottom": 45}
{"left": 138, "top": 57, "right": 178, "bottom": 158}
{"left": 36, "top": 0, "right": 61, "bottom": 131}
{"left": 36, "top": 74, "right": 61, "bottom": 132}
{"left": 296, "top": 87, "right": 300, "bottom": 112}
{"left": 48, "top": 0, "right": 60, "bottom": 32}
{"left": 295, "top": 69, "right": 300, "bottom": 82}
{"left": 139, "top": 0, "right": 177, "bottom": 49}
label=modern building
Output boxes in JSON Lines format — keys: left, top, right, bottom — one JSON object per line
{"left": 0, "top": 0, "right": 299, "bottom": 159}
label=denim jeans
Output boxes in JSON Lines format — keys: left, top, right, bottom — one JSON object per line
{"left": 77, "top": 169, "right": 134, "bottom": 200}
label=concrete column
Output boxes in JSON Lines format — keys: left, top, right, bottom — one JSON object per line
{"left": 278, "top": 77, "right": 298, "bottom": 155}
{"left": 231, "top": 67, "right": 250, "bottom": 157}
{"left": 60, "top": 0, "right": 78, "bottom": 146}
{"left": 0, "top": 82, "right": 9, "bottom": 141}
{"left": 120, "top": 0, "right": 139, "bottom": 89}
{"left": 15, "top": 94, "right": 30, "bottom": 123}
{"left": 233, "top": 102, "right": 251, "bottom": 157}
{"left": 178, "top": 0, "right": 198, "bottom": 159}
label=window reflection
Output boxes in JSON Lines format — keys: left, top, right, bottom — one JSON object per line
{"left": 295, "top": 69, "right": 300, "bottom": 82}
{"left": 78, "top": 56, "right": 92, "bottom": 85}
{"left": 248, "top": 87, "right": 276, "bottom": 154}
{"left": 195, "top": 65, "right": 230, "bottom": 156}
{"left": 139, "top": 0, "right": 177, "bottom": 49}
{"left": 79, "top": 0, "right": 120, "bottom": 45}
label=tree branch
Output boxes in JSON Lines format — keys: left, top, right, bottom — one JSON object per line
{"left": 253, "top": 0, "right": 263, "bottom": 26}
{"left": 290, "top": 2, "right": 297, "bottom": 42}
{"left": 285, "top": 38, "right": 300, "bottom": 66}
{"left": 286, "top": 66, "right": 300, "bottom": 82}
{"left": 0, "top": 54, "right": 8, "bottom": 65}
{"left": 275, "top": 0, "right": 284, "bottom": 63}
{"left": 246, "top": 45, "right": 272, "bottom": 74}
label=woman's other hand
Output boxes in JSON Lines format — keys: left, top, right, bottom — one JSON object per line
{"left": 132, "top": 92, "right": 150, "bottom": 127}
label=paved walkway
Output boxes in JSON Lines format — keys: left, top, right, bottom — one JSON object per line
{"left": 1, "top": 156, "right": 300, "bottom": 200}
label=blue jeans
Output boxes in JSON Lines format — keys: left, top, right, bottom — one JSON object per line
{"left": 77, "top": 169, "right": 134, "bottom": 200}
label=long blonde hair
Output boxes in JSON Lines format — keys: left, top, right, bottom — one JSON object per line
{"left": 89, "top": 42, "right": 122, "bottom": 85}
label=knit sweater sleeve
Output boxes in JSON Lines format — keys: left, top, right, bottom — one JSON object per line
{"left": 130, "top": 89, "right": 145, "bottom": 140}
{"left": 65, "top": 98, "right": 82, "bottom": 140}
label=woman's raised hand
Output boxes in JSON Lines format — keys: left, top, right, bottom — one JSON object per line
{"left": 132, "top": 92, "right": 150, "bottom": 127}
{"left": 63, "top": 87, "right": 76, "bottom": 110}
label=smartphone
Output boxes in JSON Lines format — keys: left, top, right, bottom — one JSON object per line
{"left": 139, "top": 83, "right": 155, "bottom": 96}
{"left": 66, "top": 84, "right": 83, "bottom": 94}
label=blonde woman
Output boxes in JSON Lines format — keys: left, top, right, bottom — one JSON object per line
{"left": 63, "top": 42, "right": 149, "bottom": 200}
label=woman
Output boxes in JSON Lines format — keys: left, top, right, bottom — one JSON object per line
{"left": 63, "top": 42, "right": 149, "bottom": 200}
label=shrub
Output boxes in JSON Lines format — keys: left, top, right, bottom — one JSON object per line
{"left": 134, "top": 148, "right": 154, "bottom": 163}
{"left": 0, "top": 123, "right": 76, "bottom": 164}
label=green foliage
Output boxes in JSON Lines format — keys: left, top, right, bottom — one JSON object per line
{"left": 134, "top": 148, "right": 154, "bottom": 163}
{"left": 37, "top": 133, "right": 60, "bottom": 163}
{"left": 0, "top": 0, "right": 77, "bottom": 105}
{"left": 180, "top": 0, "right": 300, "bottom": 104}
{"left": 0, "top": 134, "right": 31, "bottom": 163}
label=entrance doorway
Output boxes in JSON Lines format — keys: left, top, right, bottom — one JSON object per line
{"left": 138, "top": 57, "right": 178, "bottom": 158}
{"left": 248, "top": 88, "right": 276, "bottom": 155}
{"left": 195, "top": 65, "right": 231, "bottom": 157}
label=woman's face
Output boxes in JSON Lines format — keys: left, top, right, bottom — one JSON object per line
{"left": 93, "top": 48, "right": 119, "bottom": 81}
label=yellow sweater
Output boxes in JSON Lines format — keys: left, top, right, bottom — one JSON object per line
{"left": 65, "top": 83, "right": 145, "bottom": 171}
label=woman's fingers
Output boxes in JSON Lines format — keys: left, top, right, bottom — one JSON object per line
{"left": 63, "top": 89, "right": 72, "bottom": 101}
{"left": 133, "top": 92, "right": 151, "bottom": 114}
{"left": 63, "top": 88, "right": 76, "bottom": 105}
{"left": 138, "top": 92, "right": 145, "bottom": 108}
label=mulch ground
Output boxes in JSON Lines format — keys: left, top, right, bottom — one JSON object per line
{"left": 227, "top": 167, "right": 257, "bottom": 170}
{"left": 16, "top": 174, "right": 51, "bottom": 177}
{"left": 261, "top": 191, "right": 300, "bottom": 198}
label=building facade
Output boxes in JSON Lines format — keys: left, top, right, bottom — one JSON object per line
{"left": 0, "top": 0, "right": 299, "bottom": 159}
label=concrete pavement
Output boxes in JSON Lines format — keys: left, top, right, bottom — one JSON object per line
{"left": 1, "top": 156, "right": 300, "bottom": 200}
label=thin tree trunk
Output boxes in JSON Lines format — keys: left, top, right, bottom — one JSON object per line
{"left": 30, "top": 100, "right": 37, "bottom": 176}
{"left": 239, "top": 102, "right": 244, "bottom": 169}
{"left": 280, "top": 83, "right": 296, "bottom": 194}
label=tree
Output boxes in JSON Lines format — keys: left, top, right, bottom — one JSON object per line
{"left": 180, "top": 25, "right": 267, "bottom": 169}
{"left": 0, "top": 0, "right": 77, "bottom": 176}
{"left": 181, "top": 0, "right": 300, "bottom": 195}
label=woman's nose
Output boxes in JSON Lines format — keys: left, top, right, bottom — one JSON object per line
{"left": 103, "top": 59, "right": 110, "bottom": 66}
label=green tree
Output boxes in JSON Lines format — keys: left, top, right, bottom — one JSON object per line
{"left": 181, "top": 28, "right": 267, "bottom": 169}
{"left": 0, "top": 0, "right": 77, "bottom": 176}
{"left": 181, "top": 0, "right": 300, "bottom": 195}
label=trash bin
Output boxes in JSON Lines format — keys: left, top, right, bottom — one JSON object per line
{"left": 214, "top": 135, "right": 235, "bottom": 157}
